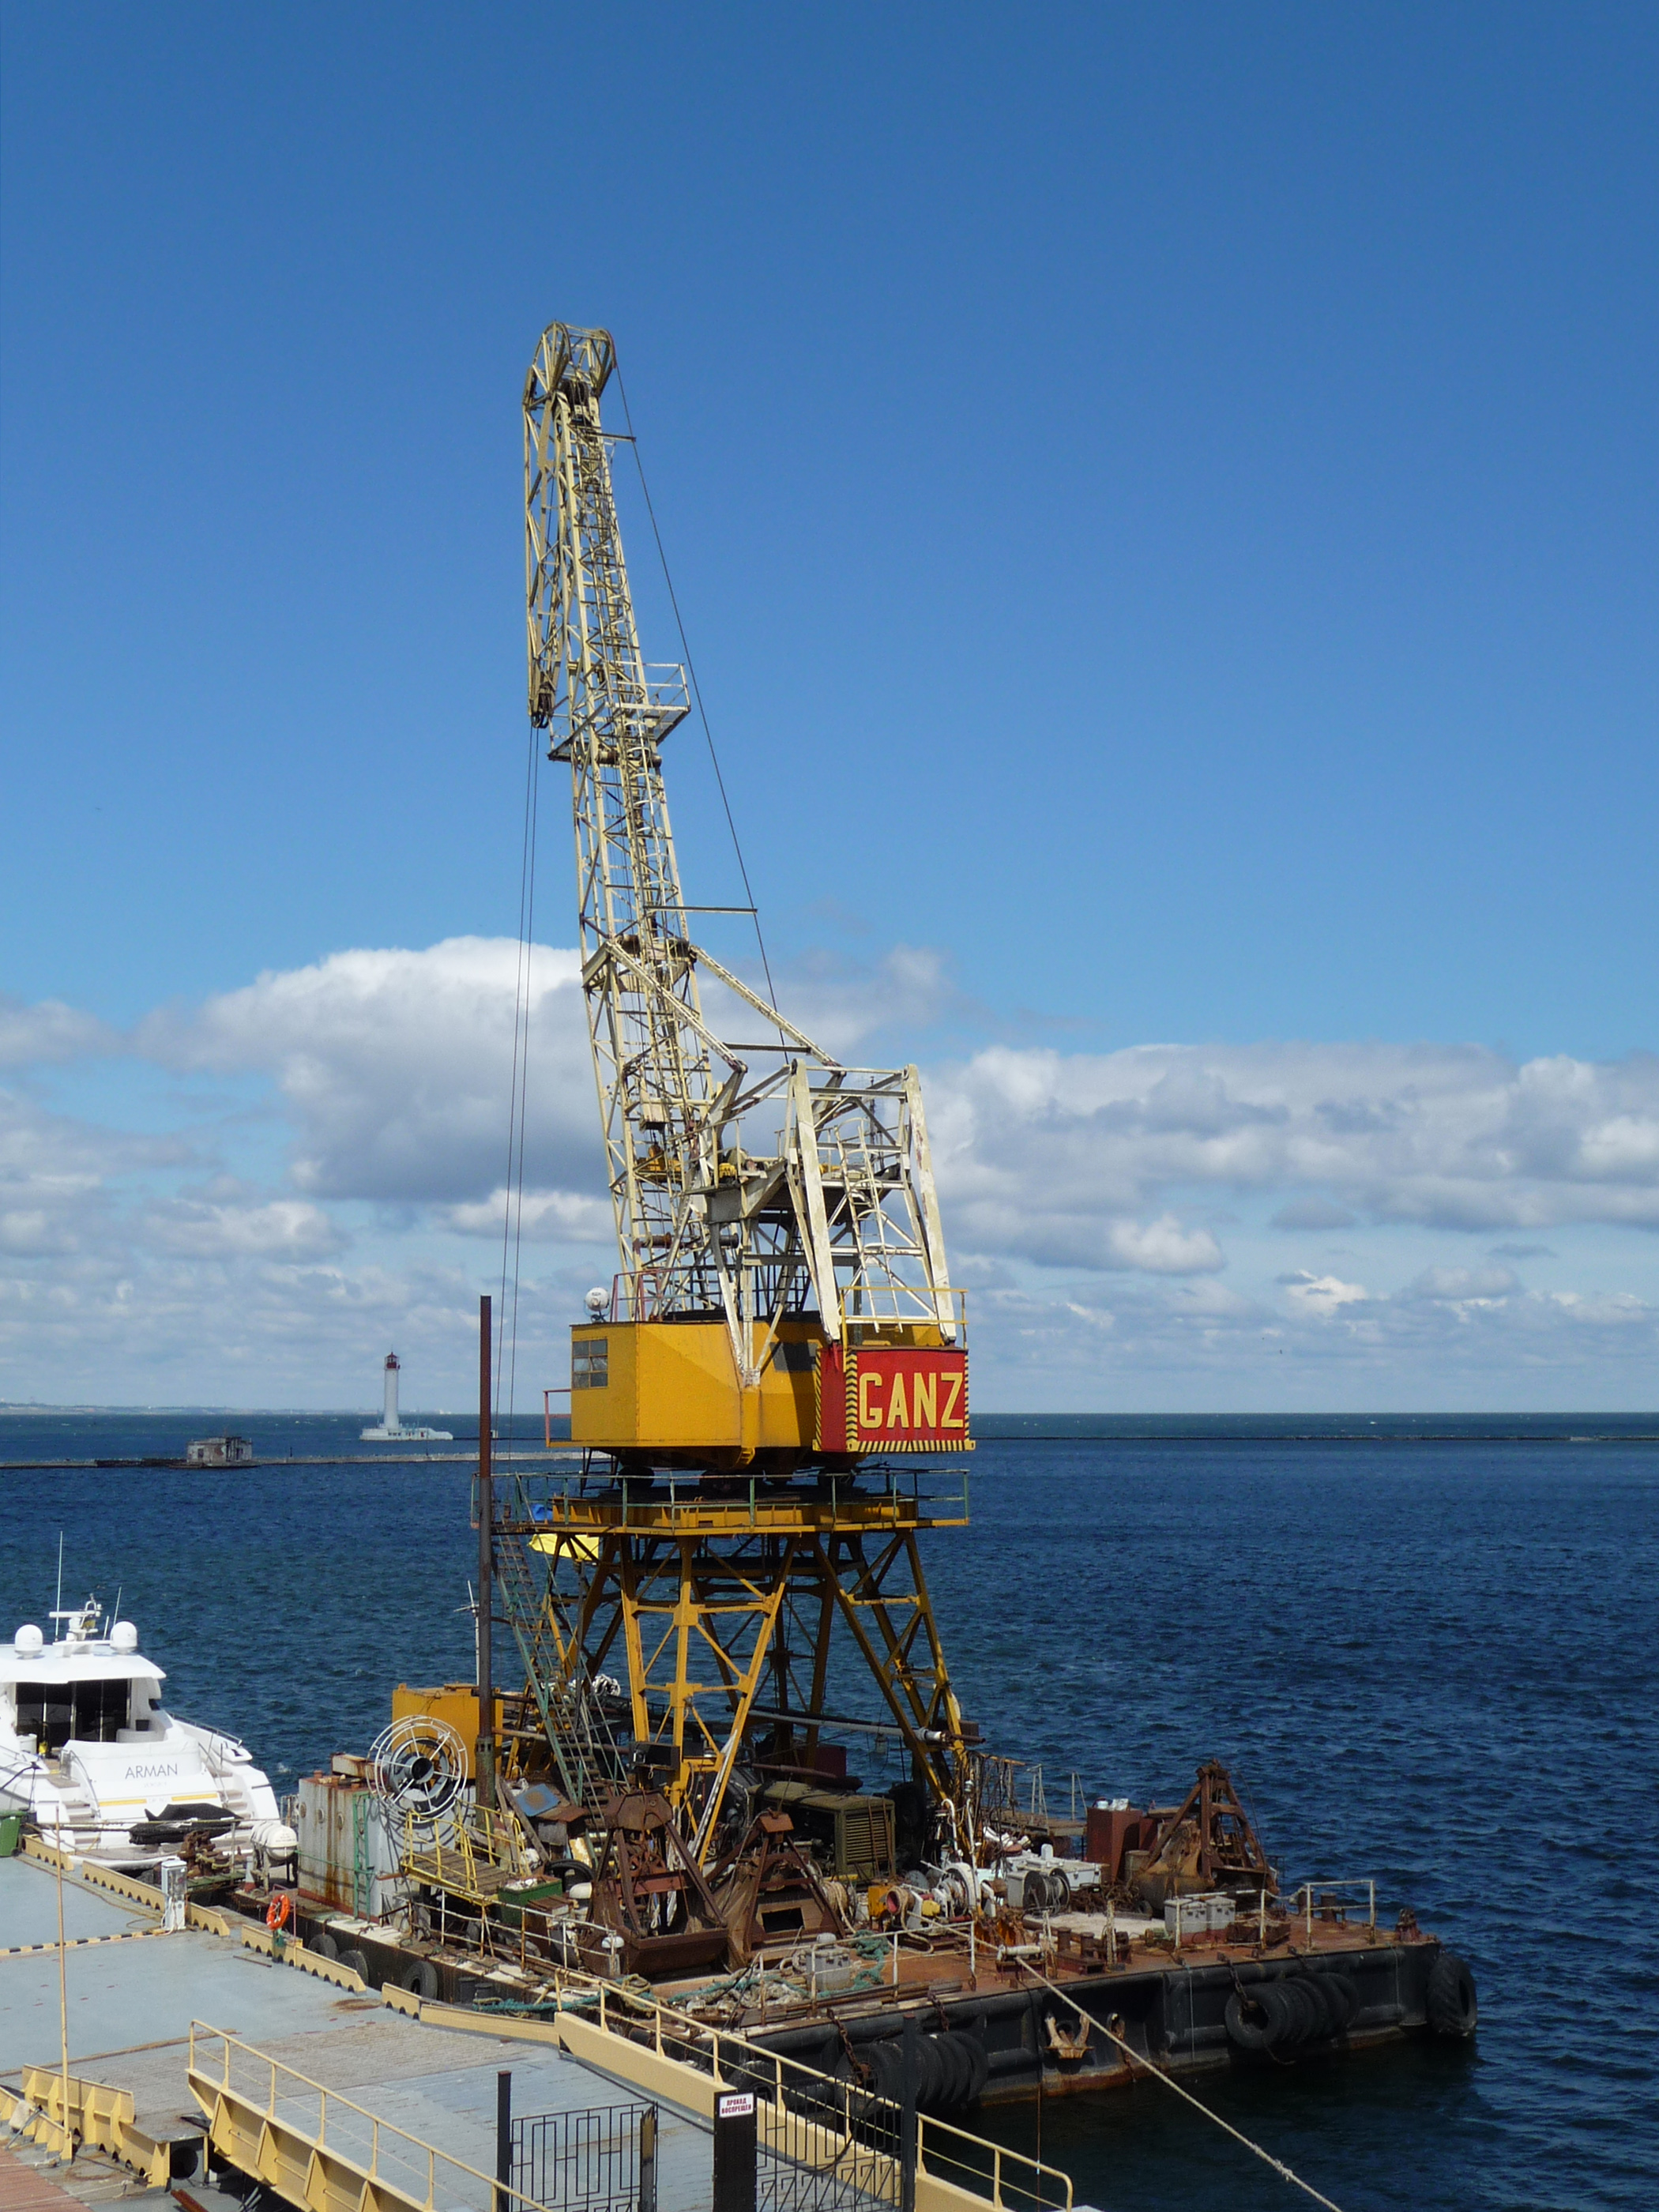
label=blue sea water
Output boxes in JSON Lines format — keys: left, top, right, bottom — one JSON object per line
{"left": 1, "top": 1410, "right": 1654, "bottom": 2210}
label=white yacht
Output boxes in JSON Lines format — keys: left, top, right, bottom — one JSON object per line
{"left": 0, "top": 1597, "right": 297, "bottom": 1874}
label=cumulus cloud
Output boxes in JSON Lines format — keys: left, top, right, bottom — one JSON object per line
{"left": 0, "top": 1085, "right": 193, "bottom": 1258}
{"left": 1105, "top": 1215, "right": 1224, "bottom": 1273}
{"left": 1281, "top": 1270, "right": 1369, "bottom": 1315}
{"left": 442, "top": 1188, "right": 613, "bottom": 1243}
{"left": 138, "top": 938, "right": 600, "bottom": 1206}
{"left": 0, "top": 995, "right": 116, "bottom": 1068}
{"left": 4, "top": 941, "right": 1657, "bottom": 1402}
{"left": 927, "top": 1042, "right": 1659, "bottom": 1261}
{"left": 142, "top": 1197, "right": 344, "bottom": 1261}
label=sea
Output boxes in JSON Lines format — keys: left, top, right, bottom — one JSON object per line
{"left": 1, "top": 1408, "right": 1654, "bottom": 2210}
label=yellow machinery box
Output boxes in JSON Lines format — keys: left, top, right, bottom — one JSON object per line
{"left": 391, "top": 1681, "right": 503, "bottom": 1778}
{"left": 569, "top": 1319, "right": 818, "bottom": 1457}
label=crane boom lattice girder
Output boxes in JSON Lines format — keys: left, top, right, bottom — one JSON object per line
{"left": 525, "top": 320, "right": 960, "bottom": 1375}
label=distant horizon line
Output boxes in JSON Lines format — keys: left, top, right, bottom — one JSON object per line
{"left": 2, "top": 1403, "right": 1654, "bottom": 1420}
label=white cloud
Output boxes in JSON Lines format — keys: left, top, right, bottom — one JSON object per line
{"left": 927, "top": 1041, "right": 1659, "bottom": 1254}
{"left": 142, "top": 1197, "right": 344, "bottom": 1261}
{"left": 1105, "top": 1214, "right": 1224, "bottom": 1273}
{"left": 0, "top": 995, "right": 116, "bottom": 1068}
{"left": 1407, "top": 1265, "right": 1519, "bottom": 1304}
{"left": 442, "top": 1187, "right": 614, "bottom": 1243}
{"left": 139, "top": 938, "right": 599, "bottom": 1205}
{"left": 1281, "top": 1271, "right": 1369, "bottom": 1315}
{"left": 2, "top": 943, "right": 1656, "bottom": 1405}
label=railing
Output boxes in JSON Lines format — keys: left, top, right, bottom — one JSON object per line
{"left": 401, "top": 1800, "right": 538, "bottom": 1904}
{"left": 512, "top": 2102, "right": 656, "bottom": 2212}
{"left": 504, "top": 1465, "right": 971, "bottom": 1535}
{"left": 599, "top": 1277, "right": 970, "bottom": 1342}
{"left": 570, "top": 1968, "right": 1072, "bottom": 2210}
{"left": 1288, "top": 1878, "right": 1378, "bottom": 1942}
{"left": 187, "top": 2023, "right": 551, "bottom": 2212}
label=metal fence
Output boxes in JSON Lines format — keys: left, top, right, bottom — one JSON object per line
{"left": 753, "top": 2075, "right": 901, "bottom": 2212}
{"left": 511, "top": 2103, "right": 656, "bottom": 2212}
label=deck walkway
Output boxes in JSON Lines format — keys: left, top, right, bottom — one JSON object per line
{"left": 0, "top": 1859, "right": 712, "bottom": 2210}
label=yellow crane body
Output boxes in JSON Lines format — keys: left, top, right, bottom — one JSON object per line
{"left": 569, "top": 1319, "right": 972, "bottom": 1464}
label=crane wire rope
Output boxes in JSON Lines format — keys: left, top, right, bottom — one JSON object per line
{"left": 612, "top": 359, "right": 788, "bottom": 1049}
{"left": 496, "top": 713, "right": 543, "bottom": 1444}
{"left": 1025, "top": 1957, "right": 1346, "bottom": 2210}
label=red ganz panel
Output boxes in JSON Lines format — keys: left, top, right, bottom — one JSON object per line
{"left": 820, "top": 1346, "right": 969, "bottom": 1453}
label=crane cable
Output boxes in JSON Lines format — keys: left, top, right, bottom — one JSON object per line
{"left": 1025, "top": 1958, "right": 1346, "bottom": 2212}
{"left": 613, "top": 359, "right": 788, "bottom": 1049}
{"left": 496, "top": 710, "right": 542, "bottom": 1440}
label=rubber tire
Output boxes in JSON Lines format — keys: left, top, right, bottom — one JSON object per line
{"left": 960, "top": 2034, "right": 989, "bottom": 2106}
{"left": 1224, "top": 1988, "right": 1276, "bottom": 2053}
{"left": 1295, "top": 1975, "right": 1341, "bottom": 2041}
{"left": 309, "top": 1931, "right": 340, "bottom": 1962}
{"left": 399, "top": 1958, "right": 439, "bottom": 1999}
{"left": 1425, "top": 1951, "right": 1479, "bottom": 2038}
{"left": 1283, "top": 1979, "right": 1325, "bottom": 2047}
{"left": 1316, "top": 1971, "right": 1357, "bottom": 2035}
{"left": 1258, "top": 1980, "right": 1305, "bottom": 2051}
{"left": 935, "top": 2033, "right": 973, "bottom": 2110}
{"left": 340, "top": 1948, "right": 371, "bottom": 1984}
{"left": 912, "top": 2033, "right": 944, "bottom": 2113}
{"left": 865, "top": 2038, "right": 903, "bottom": 2107}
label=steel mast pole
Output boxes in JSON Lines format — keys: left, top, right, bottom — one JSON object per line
{"left": 476, "top": 1294, "right": 495, "bottom": 1808}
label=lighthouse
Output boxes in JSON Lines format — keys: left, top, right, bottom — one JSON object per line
{"left": 360, "top": 1351, "right": 452, "bottom": 1443}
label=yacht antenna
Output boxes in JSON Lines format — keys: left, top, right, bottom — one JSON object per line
{"left": 54, "top": 1534, "right": 63, "bottom": 1643}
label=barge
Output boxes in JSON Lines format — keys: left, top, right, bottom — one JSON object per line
{"left": 187, "top": 1445, "right": 1477, "bottom": 2123}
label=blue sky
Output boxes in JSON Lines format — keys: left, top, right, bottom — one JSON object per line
{"left": 2, "top": 4, "right": 1655, "bottom": 1409}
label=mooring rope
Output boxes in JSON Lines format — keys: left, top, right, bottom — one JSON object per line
{"left": 1025, "top": 1960, "right": 1345, "bottom": 2211}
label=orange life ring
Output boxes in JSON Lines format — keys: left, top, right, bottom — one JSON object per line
{"left": 265, "top": 1892, "right": 292, "bottom": 1931}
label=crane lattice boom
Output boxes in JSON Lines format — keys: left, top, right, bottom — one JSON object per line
{"left": 525, "top": 322, "right": 963, "bottom": 1461}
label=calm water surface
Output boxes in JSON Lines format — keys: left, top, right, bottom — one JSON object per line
{"left": 1, "top": 1412, "right": 1654, "bottom": 2210}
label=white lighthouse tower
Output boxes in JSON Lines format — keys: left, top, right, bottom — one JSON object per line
{"left": 360, "top": 1352, "right": 452, "bottom": 1443}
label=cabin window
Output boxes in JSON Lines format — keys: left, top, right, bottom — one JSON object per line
{"left": 15, "top": 1678, "right": 130, "bottom": 1751}
{"left": 572, "top": 1338, "right": 609, "bottom": 1389}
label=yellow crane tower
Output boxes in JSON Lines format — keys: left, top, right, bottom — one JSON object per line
{"left": 500, "top": 323, "right": 979, "bottom": 1867}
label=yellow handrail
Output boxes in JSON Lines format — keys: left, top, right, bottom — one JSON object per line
{"left": 555, "top": 1962, "right": 1070, "bottom": 2209}
{"left": 188, "top": 2022, "right": 548, "bottom": 2212}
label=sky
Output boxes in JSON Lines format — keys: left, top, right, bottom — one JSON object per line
{"left": 2, "top": 2, "right": 1655, "bottom": 1412}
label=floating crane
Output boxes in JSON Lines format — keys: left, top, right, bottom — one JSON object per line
{"left": 491, "top": 323, "right": 980, "bottom": 1861}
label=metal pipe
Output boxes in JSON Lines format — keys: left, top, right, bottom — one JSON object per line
{"left": 740, "top": 1702, "right": 946, "bottom": 1745}
{"left": 494, "top": 2070, "right": 511, "bottom": 2212}
{"left": 477, "top": 1296, "right": 495, "bottom": 1808}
